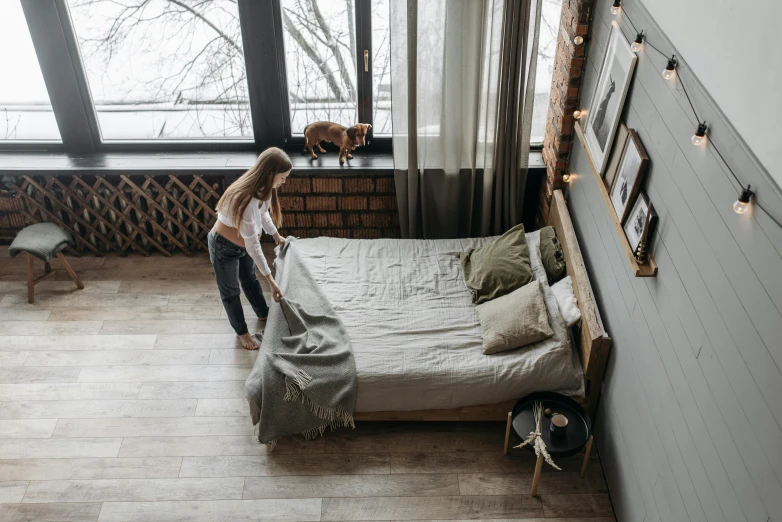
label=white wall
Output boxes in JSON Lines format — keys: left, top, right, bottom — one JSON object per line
{"left": 639, "top": 0, "right": 781, "bottom": 184}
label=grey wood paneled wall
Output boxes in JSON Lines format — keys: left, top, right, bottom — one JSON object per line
{"left": 568, "top": 0, "right": 782, "bottom": 521}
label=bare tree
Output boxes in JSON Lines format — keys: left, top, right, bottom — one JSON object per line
{"left": 538, "top": 0, "right": 562, "bottom": 76}
{"left": 68, "top": 0, "right": 379, "bottom": 138}
{"left": 2, "top": 109, "right": 21, "bottom": 140}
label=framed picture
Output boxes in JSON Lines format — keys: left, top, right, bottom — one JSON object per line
{"left": 624, "top": 193, "right": 657, "bottom": 254}
{"left": 609, "top": 130, "right": 649, "bottom": 224}
{"left": 604, "top": 122, "right": 630, "bottom": 189}
{"left": 583, "top": 21, "right": 637, "bottom": 174}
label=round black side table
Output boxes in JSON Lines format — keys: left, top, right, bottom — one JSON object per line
{"left": 503, "top": 391, "right": 593, "bottom": 496}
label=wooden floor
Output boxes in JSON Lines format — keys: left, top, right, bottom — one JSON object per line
{"left": 0, "top": 246, "right": 614, "bottom": 521}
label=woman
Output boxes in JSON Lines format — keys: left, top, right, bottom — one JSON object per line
{"left": 210, "top": 147, "right": 290, "bottom": 350}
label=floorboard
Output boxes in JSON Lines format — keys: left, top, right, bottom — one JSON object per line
{"left": 0, "top": 250, "right": 615, "bottom": 521}
{"left": 96, "top": 499, "right": 321, "bottom": 522}
{"left": 0, "top": 420, "right": 58, "bottom": 439}
{"left": 0, "top": 482, "right": 28, "bottom": 504}
{"left": 0, "top": 502, "right": 102, "bottom": 522}
{"left": 0, "top": 335, "right": 156, "bottom": 351}
{"left": 0, "top": 399, "right": 197, "bottom": 419}
{"left": 21, "top": 477, "right": 245, "bottom": 503}
{"left": 0, "top": 383, "right": 141, "bottom": 401}
{"left": 0, "top": 457, "right": 183, "bottom": 481}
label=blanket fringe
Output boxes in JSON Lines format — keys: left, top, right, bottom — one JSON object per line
{"left": 265, "top": 418, "right": 355, "bottom": 452}
{"left": 283, "top": 370, "right": 312, "bottom": 402}
{"left": 282, "top": 370, "right": 354, "bottom": 430}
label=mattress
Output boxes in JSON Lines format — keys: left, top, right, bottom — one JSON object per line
{"left": 285, "top": 231, "right": 584, "bottom": 412}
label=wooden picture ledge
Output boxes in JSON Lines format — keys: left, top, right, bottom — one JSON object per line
{"left": 574, "top": 121, "right": 658, "bottom": 277}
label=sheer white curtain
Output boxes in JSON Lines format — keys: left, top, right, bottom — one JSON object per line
{"left": 391, "top": 0, "right": 542, "bottom": 239}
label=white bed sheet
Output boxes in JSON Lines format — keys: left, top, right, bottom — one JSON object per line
{"left": 286, "top": 231, "right": 584, "bottom": 412}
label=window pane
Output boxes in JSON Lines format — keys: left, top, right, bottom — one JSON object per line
{"left": 371, "top": 0, "right": 392, "bottom": 135}
{"left": 282, "top": 0, "right": 357, "bottom": 135}
{"left": 531, "top": 0, "right": 564, "bottom": 145}
{"left": 66, "top": 0, "right": 252, "bottom": 140}
{"left": 0, "top": 3, "right": 61, "bottom": 141}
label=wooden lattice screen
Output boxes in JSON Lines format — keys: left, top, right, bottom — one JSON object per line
{"left": 6, "top": 174, "right": 224, "bottom": 256}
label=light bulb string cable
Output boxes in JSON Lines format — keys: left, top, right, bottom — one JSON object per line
{"left": 617, "top": 4, "right": 782, "bottom": 229}
{"left": 676, "top": 74, "right": 702, "bottom": 127}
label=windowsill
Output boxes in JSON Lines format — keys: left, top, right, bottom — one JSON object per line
{"left": 0, "top": 150, "right": 543, "bottom": 176}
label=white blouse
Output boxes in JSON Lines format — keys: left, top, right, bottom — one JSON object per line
{"left": 217, "top": 198, "right": 277, "bottom": 276}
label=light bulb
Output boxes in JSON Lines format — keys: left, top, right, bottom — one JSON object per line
{"left": 662, "top": 56, "right": 677, "bottom": 80}
{"left": 573, "top": 110, "right": 582, "bottom": 119}
{"left": 611, "top": 1, "right": 621, "bottom": 14}
{"left": 691, "top": 123, "right": 707, "bottom": 146}
{"left": 574, "top": 35, "right": 584, "bottom": 45}
{"left": 734, "top": 185, "right": 753, "bottom": 214}
{"left": 632, "top": 32, "right": 643, "bottom": 52}
{"left": 562, "top": 173, "right": 571, "bottom": 183}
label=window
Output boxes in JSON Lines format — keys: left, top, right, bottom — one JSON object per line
{"left": 0, "top": 3, "right": 60, "bottom": 141}
{"left": 281, "top": 0, "right": 357, "bottom": 134}
{"left": 280, "top": 0, "right": 391, "bottom": 139}
{"left": 66, "top": 0, "right": 252, "bottom": 141}
{"left": 371, "top": 0, "right": 392, "bottom": 135}
{"left": 4, "top": 0, "right": 552, "bottom": 152}
{"left": 531, "top": 0, "right": 564, "bottom": 145}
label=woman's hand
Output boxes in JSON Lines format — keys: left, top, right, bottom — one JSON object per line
{"left": 270, "top": 281, "right": 284, "bottom": 302}
{"left": 273, "top": 233, "right": 286, "bottom": 246}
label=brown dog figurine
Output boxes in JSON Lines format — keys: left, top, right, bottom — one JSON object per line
{"left": 304, "top": 122, "right": 372, "bottom": 164}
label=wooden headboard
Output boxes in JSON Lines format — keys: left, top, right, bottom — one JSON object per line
{"left": 549, "top": 190, "right": 612, "bottom": 417}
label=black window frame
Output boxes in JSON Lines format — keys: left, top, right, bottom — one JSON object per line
{"left": 3, "top": 0, "right": 391, "bottom": 154}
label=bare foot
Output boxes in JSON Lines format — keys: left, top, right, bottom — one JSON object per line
{"left": 238, "top": 333, "right": 259, "bottom": 351}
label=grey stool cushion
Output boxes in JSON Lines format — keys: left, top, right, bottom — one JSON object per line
{"left": 9, "top": 223, "right": 75, "bottom": 262}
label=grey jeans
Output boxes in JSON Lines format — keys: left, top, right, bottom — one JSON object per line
{"left": 208, "top": 231, "right": 269, "bottom": 336}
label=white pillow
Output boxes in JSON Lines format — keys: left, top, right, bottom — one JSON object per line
{"left": 551, "top": 276, "right": 581, "bottom": 327}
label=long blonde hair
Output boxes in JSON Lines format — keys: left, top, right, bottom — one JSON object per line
{"left": 216, "top": 147, "right": 291, "bottom": 230}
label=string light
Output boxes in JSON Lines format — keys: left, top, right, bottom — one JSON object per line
{"left": 691, "top": 122, "right": 707, "bottom": 146}
{"left": 619, "top": 7, "right": 782, "bottom": 228}
{"left": 562, "top": 173, "right": 571, "bottom": 183}
{"left": 573, "top": 110, "right": 582, "bottom": 119}
{"left": 734, "top": 185, "right": 753, "bottom": 214}
{"left": 662, "top": 55, "right": 677, "bottom": 80}
{"left": 574, "top": 35, "right": 584, "bottom": 45}
{"left": 632, "top": 31, "right": 644, "bottom": 52}
{"left": 611, "top": 0, "right": 621, "bottom": 15}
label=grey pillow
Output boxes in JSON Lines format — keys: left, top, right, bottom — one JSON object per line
{"left": 539, "top": 226, "right": 566, "bottom": 284}
{"left": 460, "top": 223, "right": 534, "bottom": 304}
{"left": 476, "top": 280, "right": 554, "bottom": 355}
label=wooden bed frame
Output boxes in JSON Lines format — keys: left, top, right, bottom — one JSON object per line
{"left": 354, "top": 189, "right": 612, "bottom": 421}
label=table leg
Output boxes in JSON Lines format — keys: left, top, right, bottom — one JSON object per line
{"left": 581, "top": 434, "right": 594, "bottom": 478}
{"left": 530, "top": 453, "right": 544, "bottom": 496}
{"left": 26, "top": 253, "right": 35, "bottom": 304}
{"left": 57, "top": 252, "right": 84, "bottom": 290}
{"left": 503, "top": 412, "right": 512, "bottom": 455}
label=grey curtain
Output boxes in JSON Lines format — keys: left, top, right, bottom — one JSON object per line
{"left": 391, "top": 0, "right": 542, "bottom": 239}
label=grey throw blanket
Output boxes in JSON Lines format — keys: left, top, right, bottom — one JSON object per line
{"left": 245, "top": 238, "right": 356, "bottom": 448}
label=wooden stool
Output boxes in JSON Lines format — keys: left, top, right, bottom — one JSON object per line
{"left": 9, "top": 223, "right": 84, "bottom": 303}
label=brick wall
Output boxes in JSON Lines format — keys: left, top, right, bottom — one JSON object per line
{"left": 539, "top": 0, "right": 593, "bottom": 224}
{"left": 276, "top": 176, "right": 400, "bottom": 240}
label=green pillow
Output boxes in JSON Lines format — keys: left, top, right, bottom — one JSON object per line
{"left": 539, "top": 226, "right": 566, "bottom": 283}
{"left": 460, "top": 223, "right": 534, "bottom": 304}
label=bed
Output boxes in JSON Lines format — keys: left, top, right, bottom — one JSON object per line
{"left": 277, "top": 190, "right": 610, "bottom": 421}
